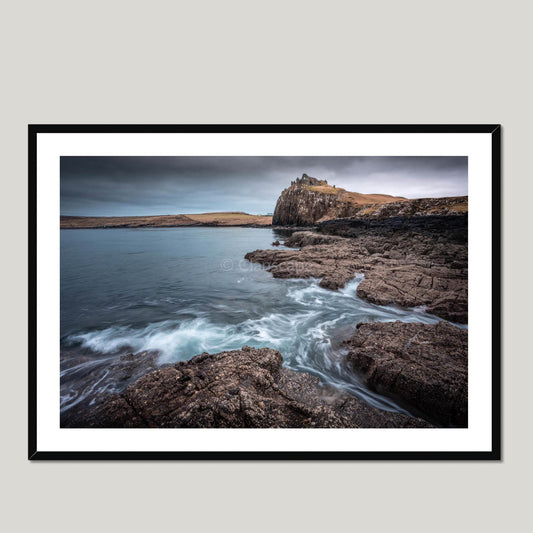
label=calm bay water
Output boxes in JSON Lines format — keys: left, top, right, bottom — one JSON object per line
{"left": 61, "top": 227, "right": 445, "bottom": 414}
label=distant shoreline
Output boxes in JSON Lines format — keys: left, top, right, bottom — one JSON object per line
{"left": 61, "top": 224, "right": 274, "bottom": 229}
{"left": 60, "top": 212, "right": 273, "bottom": 229}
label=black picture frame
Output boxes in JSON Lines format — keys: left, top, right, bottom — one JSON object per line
{"left": 28, "top": 124, "right": 501, "bottom": 460}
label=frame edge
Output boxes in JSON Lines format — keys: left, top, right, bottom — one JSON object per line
{"left": 28, "top": 124, "right": 503, "bottom": 460}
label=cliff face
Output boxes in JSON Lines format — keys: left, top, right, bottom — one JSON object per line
{"left": 272, "top": 174, "right": 406, "bottom": 225}
{"left": 272, "top": 175, "right": 343, "bottom": 226}
{"left": 272, "top": 174, "right": 467, "bottom": 225}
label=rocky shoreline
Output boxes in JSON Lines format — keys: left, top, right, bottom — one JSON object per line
{"left": 63, "top": 346, "right": 432, "bottom": 428}
{"left": 64, "top": 213, "right": 468, "bottom": 429}
{"left": 62, "top": 173, "right": 468, "bottom": 429}
{"left": 247, "top": 215, "right": 468, "bottom": 323}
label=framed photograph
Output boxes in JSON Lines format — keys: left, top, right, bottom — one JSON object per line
{"left": 28, "top": 125, "right": 501, "bottom": 460}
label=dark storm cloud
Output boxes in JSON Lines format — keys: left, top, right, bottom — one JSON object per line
{"left": 60, "top": 156, "right": 468, "bottom": 216}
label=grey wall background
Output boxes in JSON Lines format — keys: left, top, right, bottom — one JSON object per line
{"left": 0, "top": 1, "right": 528, "bottom": 532}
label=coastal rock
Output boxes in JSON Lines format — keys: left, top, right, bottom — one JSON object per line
{"left": 345, "top": 321, "right": 468, "bottom": 427}
{"left": 272, "top": 173, "right": 466, "bottom": 226}
{"left": 246, "top": 215, "right": 468, "bottom": 323}
{"left": 60, "top": 350, "right": 162, "bottom": 427}
{"left": 273, "top": 175, "right": 346, "bottom": 226}
{"left": 64, "top": 346, "right": 432, "bottom": 428}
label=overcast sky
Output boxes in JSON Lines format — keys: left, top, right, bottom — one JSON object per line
{"left": 60, "top": 156, "right": 468, "bottom": 216}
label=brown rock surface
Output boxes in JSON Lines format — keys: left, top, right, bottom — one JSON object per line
{"left": 246, "top": 215, "right": 468, "bottom": 323}
{"left": 345, "top": 321, "right": 468, "bottom": 427}
{"left": 63, "top": 346, "right": 432, "bottom": 428}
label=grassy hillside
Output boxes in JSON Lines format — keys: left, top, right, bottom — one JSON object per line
{"left": 61, "top": 212, "right": 272, "bottom": 229}
{"left": 306, "top": 184, "right": 407, "bottom": 205}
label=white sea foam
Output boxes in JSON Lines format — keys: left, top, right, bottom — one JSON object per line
{"left": 63, "top": 274, "right": 458, "bottom": 414}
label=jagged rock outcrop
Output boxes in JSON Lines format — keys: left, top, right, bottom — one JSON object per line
{"left": 63, "top": 346, "right": 432, "bottom": 429}
{"left": 272, "top": 173, "right": 467, "bottom": 226}
{"left": 272, "top": 174, "right": 406, "bottom": 225}
{"left": 345, "top": 321, "right": 468, "bottom": 427}
{"left": 272, "top": 175, "right": 342, "bottom": 226}
{"left": 246, "top": 215, "right": 468, "bottom": 323}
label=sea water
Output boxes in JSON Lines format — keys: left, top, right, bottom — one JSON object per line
{"left": 60, "top": 227, "right": 449, "bottom": 415}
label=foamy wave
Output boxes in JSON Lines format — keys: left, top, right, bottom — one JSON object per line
{"left": 287, "top": 275, "right": 363, "bottom": 306}
{"left": 67, "top": 308, "right": 329, "bottom": 365}
{"left": 67, "top": 273, "right": 444, "bottom": 369}
{"left": 64, "top": 275, "right": 452, "bottom": 414}
{"left": 67, "top": 318, "right": 246, "bottom": 364}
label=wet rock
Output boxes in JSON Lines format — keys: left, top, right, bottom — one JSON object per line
{"left": 246, "top": 215, "right": 468, "bottom": 323}
{"left": 345, "top": 321, "right": 468, "bottom": 427}
{"left": 272, "top": 240, "right": 281, "bottom": 246}
{"left": 63, "top": 346, "right": 433, "bottom": 429}
{"left": 60, "top": 349, "right": 162, "bottom": 428}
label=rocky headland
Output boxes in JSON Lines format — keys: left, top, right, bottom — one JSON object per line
{"left": 272, "top": 173, "right": 467, "bottom": 225}
{"left": 64, "top": 173, "right": 468, "bottom": 429}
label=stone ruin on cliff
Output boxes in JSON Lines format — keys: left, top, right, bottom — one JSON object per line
{"left": 291, "top": 173, "right": 329, "bottom": 187}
